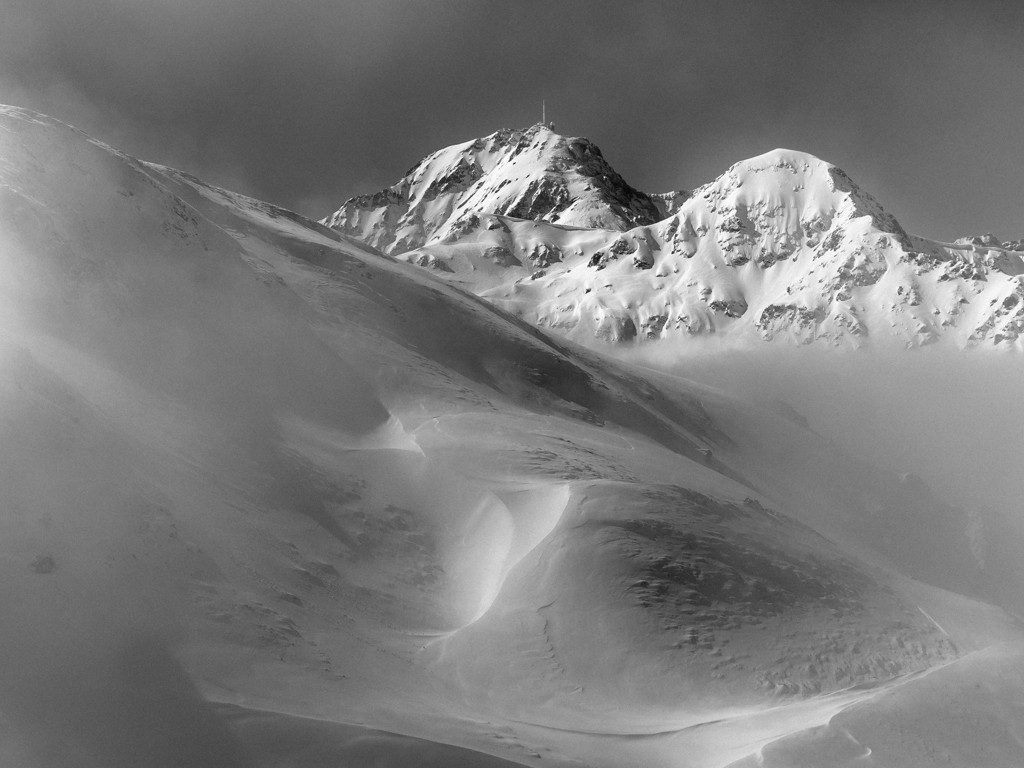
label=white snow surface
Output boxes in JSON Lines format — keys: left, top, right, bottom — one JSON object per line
{"left": 322, "top": 123, "right": 664, "bottom": 254}
{"left": 2, "top": 105, "right": 1024, "bottom": 768}
{"left": 324, "top": 129, "right": 1024, "bottom": 350}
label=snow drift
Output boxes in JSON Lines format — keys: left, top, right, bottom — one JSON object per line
{"left": 2, "top": 106, "right": 1023, "bottom": 767}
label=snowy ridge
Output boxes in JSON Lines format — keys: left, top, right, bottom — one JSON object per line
{"left": 4, "top": 105, "right": 1024, "bottom": 768}
{"left": 327, "top": 130, "right": 1024, "bottom": 349}
{"left": 322, "top": 123, "right": 662, "bottom": 254}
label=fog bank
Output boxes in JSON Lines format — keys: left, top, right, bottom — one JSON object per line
{"left": 629, "top": 343, "right": 1024, "bottom": 522}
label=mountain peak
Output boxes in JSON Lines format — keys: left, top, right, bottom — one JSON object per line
{"left": 322, "top": 126, "right": 660, "bottom": 254}
{"left": 360, "top": 136, "right": 1023, "bottom": 350}
{"left": 688, "top": 147, "right": 912, "bottom": 249}
{"left": 712, "top": 149, "right": 878, "bottom": 213}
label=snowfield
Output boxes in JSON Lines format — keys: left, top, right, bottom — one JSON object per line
{"left": 2, "top": 105, "right": 1024, "bottom": 767}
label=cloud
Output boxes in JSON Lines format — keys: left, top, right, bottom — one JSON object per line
{"left": 635, "top": 341, "right": 1024, "bottom": 519}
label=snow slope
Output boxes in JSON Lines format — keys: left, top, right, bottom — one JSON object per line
{"left": 2, "top": 105, "right": 1023, "bottom": 767}
{"left": 325, "top": 129, "right": 1024, "bottom": 349}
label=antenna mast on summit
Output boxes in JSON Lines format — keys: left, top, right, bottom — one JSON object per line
{"left": 541, "top": 100, "right": 553, "bottom": 130}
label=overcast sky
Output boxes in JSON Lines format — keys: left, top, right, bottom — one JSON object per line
{"left": 3, "top": 0, "right": 1021, "bottom": 241}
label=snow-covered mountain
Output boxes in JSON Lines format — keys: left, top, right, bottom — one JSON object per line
{"left": 4, "top": 105, "right": 1024, "bottom": 768}
{"left": 325, "top": 129, "right": 1024, "bottom": 349}
{"left": 323, "top": 124, "right": 666, "bottom": 253}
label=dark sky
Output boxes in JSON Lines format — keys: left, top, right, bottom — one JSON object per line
{"left": 3, "top": 0, "right": 1022, "bottom": 241}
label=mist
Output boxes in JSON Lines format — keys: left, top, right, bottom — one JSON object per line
{"left": 0, "top": 109, "right": 392, "bottom": 768}
{"left": 630, "top": 342, "right": 1024, "bottom": 522}
{"left": 0, "top": 336, "right": 257, "bottom": 768}
{"left": 5, "top": 93, "right": 1024, "bottom": 765}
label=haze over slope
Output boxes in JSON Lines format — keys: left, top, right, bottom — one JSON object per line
{"left": 2, "top": 106, "right": 1024, "bottom": 768}
{"left": 325, "top": 125, "right": 1024, "bottom": 349}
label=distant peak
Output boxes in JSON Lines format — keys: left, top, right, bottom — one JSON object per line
{"left": 724, "top": 148, "right": 831, "bottom": 178}
{"left": 708, "top": 147, "right": 881, "bottom": 209}
{"left": 323, "top": 122, "right": 661, "bottom": 251}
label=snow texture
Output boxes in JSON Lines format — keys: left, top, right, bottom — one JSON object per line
{"left": 2, "top": 105, "right": 1023, "bottom": 768}
{"left": 325, "top": 128, "right": 1024, "bottom": 350}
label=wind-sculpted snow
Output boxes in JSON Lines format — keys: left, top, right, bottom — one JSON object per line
{"left": 727, "top": 643, "right": 1024, "bottom": 768}
{"left": 335, "top": 126, "right": 1024, "bottom": 349}
{"left": 431, "top": 482, "right": 956, "bottom": 730}
{"left": 2, "top": 105, "right": 1024, "bottom": 768}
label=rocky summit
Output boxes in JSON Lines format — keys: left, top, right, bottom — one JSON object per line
{"left": 324, "top": 129, "right": 1024, "bottom": 350}
{"left": 322, "top": 123, "right": 665, "bottom": 254}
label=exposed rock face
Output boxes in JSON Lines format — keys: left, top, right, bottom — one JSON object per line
{"left": 955, "top": 234, "right": 1024, "bottom": 277}
{"left": 322, "top": 124, "right": 661, "bottom": 254}
{"left": 527, "top": 242, "right": 562, "bottom": 268}
{"left": 651, "top": 190, "right": 691, "bottom": 218}
{"left": 483, "top": 246, "right": 521, "bottom": 268}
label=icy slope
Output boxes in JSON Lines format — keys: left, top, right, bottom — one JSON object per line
{"left": 2, "top": 106, "right": 1023, "bottom": 768}
{"left": 322, "top": 123, "right": 664, "bottom": 254}
{"left": 331, "top": 129, "right": 1024, "bottom": 348}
